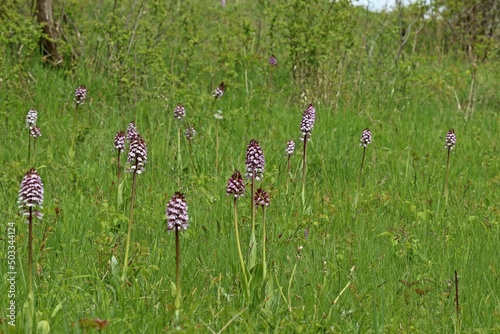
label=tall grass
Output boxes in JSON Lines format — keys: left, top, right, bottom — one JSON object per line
{"left": 0, "top": 1, "right": 499, "bottom": 332}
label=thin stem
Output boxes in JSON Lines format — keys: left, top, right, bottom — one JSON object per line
{"left": 286, "top": 155, "right": 291, "bottom": 194}
{"left": 262, "top": 206, "right": 267, "bottom": 282}
{"left": 215, "top": 120, "right": 219, "bottom": 176}
{"left": 28, "top": 131, "right": 31, "bottom": 165}
{"left": 301, "top": 135, "right": 308, "bottom": 207}
{"left": 122, "top": 171, "right": 137, "bottom": 282}
{"left": 444, "top": 147, "right": 451, "bottom": 206}
{"left": 358, "top": 147, "right": 366, "bottom": 186}
{"left": 249, "top": 172, "right": 256, "bottom": 269}
{"left": 454, "top": 270, "right": 460, "bottom": 332}
{"left": 233, "top": 198, "right": 249, "bottom": 294}
{"left": 175, "top": 228, "right": 181, "bottom": 312}
{"left": 177, "top": 124, "right": 182, "bottom": 171}
{"left": 71, "top": 104, "right": 79, "bottom": 151}
{"left": 28, "top": 207, "right": 33, "bottom": 295}
{"left": 33, "top": 137, "right": 37, "bottom": 166}
{"left": 117, "top": 151, "right": 121, "bottom": 183}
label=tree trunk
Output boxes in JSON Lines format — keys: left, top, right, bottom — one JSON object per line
{"left": 36, "top": 0, "right": 62, "bottom": 64}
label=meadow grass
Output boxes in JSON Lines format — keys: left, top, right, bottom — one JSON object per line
{"left": 1, "top": 3, "right": 499, "bottom": 333}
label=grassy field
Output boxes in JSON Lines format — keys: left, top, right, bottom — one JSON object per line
{"left": 1, "top": 0, "right": 499, "bottom": 333}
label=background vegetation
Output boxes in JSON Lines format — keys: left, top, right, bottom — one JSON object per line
{"left": 1, "top": 0, "right": 499, "bottom": 332}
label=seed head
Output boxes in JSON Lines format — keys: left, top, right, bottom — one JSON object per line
{"left": 174, "top": 104, "right": 186, "bottom": 120}
{"left": 213, "top": 82, "right": 225, "bottom": 99}
{"left": 300, "top": 104, "right": 316, "bottom": 140}
{"left": 445, "top": 128, "right": 456, "bottom": 150}
{"left": 359, "top": 128, "right": 372, "bottom": 147}
{"left": 26, "top": 109, "right": 38, "bottom": 129}
{"left": 254, "top": 188, "right": 270, "bottom": 207}
{"left": 285, "top": 140, "right": 295, "bottom": 155}
{"left": 166, "top": 192, "right": 189, "bottom": 232}
{"left": 269, "top": 55, "right": 277, "bottom": 67}
{"left": 114, "top": 131, "right": 125, "bottom": 153}
{"left": 18, "top": 169, "right": 44, "bottom": 221}
{"left": 127, "top": 134, "right": 147, "bottom": 174}
{"left": 127, "top": 122, "right": 138, "bottom": 143}
{"left": 227, "top": 170, "right": 245, "bottom": 199}
{"left": 30, "top": 126, "right": 42, "bottom": 138}
{"left": 74, "top": 85, "right": 87, "bottom": 105}
{"left": 245, "top": 139, "right": 265, "bottom": 180}
{"left": 185, "top": 126, "right": 196, "bottom": 142}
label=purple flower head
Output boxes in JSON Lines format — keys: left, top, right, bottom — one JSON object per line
{"left": 166, "top": 192, "right": 189, "bottom": 232}
{"left": 26, "top": 109, "right": 38, "bottom": 129}
{"left": 213, "top": 82, "right": 225, "bottom": 99}
{"left": 245, "top": 139, "right": 265, "bottom": 180}
{"left": 285, "top": 140, "right": 295, "bottom": 155}
{"left": 114, "top": 131, "right": 125, "bottom": 153}
{"left": 30, "top": 126, "right": 42, "bottom": 138}
{"left": 254, "top": 188, "right": 270, "bottom": 207}
{"left": 174, "top": 104, "right": 186, "bottom": 120}
{"left": 227, "top": 170, "right": 245, "bottom": 199}
{"left": 185, "top": 126, "right": 196, "bottom": 142}
{"left": 269, "top": 55, "right": 277, "bottom": 67}
{"left": 127, "top": 134, "right": 147, "bottom": 174}
{"left": 445, "top": 128, "right": 456, "bottom": 150}
{"left": 74, "top": 85, "right": 87, "bottom": 105}
{"left": 127, "top": 122, "right": 138, "bottom": 143}
{"left": 300, "top": 104, "right": 316, "bottom": 140}
{"left": 359, "top": 128, "right": 372, "bottom": 147}
{"left": 18, "top": 169, "right": 44, "bottom": 221}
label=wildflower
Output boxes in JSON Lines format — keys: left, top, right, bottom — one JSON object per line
{"left": 185, "top": 126, "right": 196, "bottom": 142}
{"left": 213, "top": 82, "right": 225, "bottom": 99}
{"left": 269, "top": 55, "right": 277, "bottom": 67}
{"left": 166, "top": 192, "right": 189, "bottom": 232}
{"left": 254, "top": 188, "right": 270, "bottom": 207}
{"left": 174, "top": 104, "right": 186, "bottom": 120}
{"left": 245, "top": 139, "right": 265, "bottom": 180}
{"left": 227, "top": 170, "right": 245, "bottom": 198}
{"left": 18, "top": 169, "right": 44, "bottom": 220}
{"left": 300, "top": 104, "right": 316, "bottom": 140}
{"left": 127, "top": 122, "right": 138, "bottom": 143}
{"left": 26, "top": 109, "right": 38, "bottom": 129}
{"left": 359, "top": 128, "right": 372, "bottom": 147}
{"left": 285, "top": 139, "right": 295, "bottom": 155}
{"left": 74, "top": 85, "right": 87, "bottom": 105}
{"left": 127, "top": 134, "right": 147, "bottom": 174}
{"left": 445, "top": 128, "right": 456, "bottom": 150}
{"left": 30, "top": 126, "right": 42, "bottom": 138}
{"left": 114, "top": 131, "right": 125, "bottom": 153}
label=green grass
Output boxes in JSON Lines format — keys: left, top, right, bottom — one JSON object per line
{"left": 1, "top": 1, "right": 500, "bottom": 333}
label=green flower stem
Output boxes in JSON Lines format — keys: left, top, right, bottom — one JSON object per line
{"left": 262, "top": 206, "right": 267, "bottom": 282}
{"left": 233, "top": 198, "right": 249, "bottom": 294}
{"left": 122, "top": 170, "right": 137, "bottom": 282}
{"left": 175, "top": 228, "right": 181, "bottom": 312}
{"left": 177, "top": 124, "right": 182, "bottom": 171}
{"left": 301, "top": 134, "right": 308, "bottom": 207}
{"left": 28, "top": 206, "right": 33, "bottom": 295}
{"left": 249, "top": 172, "right": 256, "bottom": 269}
{"left": 444, "top": 146, "right": 451, "bottom": 207}
{"left": 358, "top": 146, "right": 366, "bottom": 186}
{"left": 71, "top": 104, "right": 79, "bottom": 151}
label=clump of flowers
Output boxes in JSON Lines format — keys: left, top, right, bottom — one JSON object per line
{"left": 213, "top": 82, "right": 225, "bottom": 99}
{"left": 122, "top": 133, "right": 147, "bottom": 282}
{"left": 254, "top": 188, "right": 270, "bottom": 282}
{"left": 299, "top": 104, "right": 316, "bottom": 206}
{"left": 444, "top": 128, "right": 456, "bottom": 206}
{"left": 71, "top": 85, "right": 88, "bottom": 151}
{"left": 74, "top": 85, "right": 87, "bottom": 105}
{"left": 114, "top": 131, "right": 125, "bottom": 182}
{"left": 174, "top": 104, "right": 186, "bottom": 170}
{"left": 269, "top": 55, "right": 277, "bottom": 67}
{"left": 245, "top": 139, "right": 265, "bottom": 269}
{"left": 285, "top": 139, "right": 295, "bottom": 192}
{"left": 166, "top": 192, "right": 189, "bottom": 317}
{"left": 358, "top": 128, "right": 372, "bottom": 185}
{"left": 127, "top": 122, "right": 138, "bottom": 143}
{"left": 226, "top": 171, "right": 248, "bottom": 294}
{"left": 185, "top": 126, "right": 196, "bottom": 142}
{"left": 26, "top": 109, "right": 38, "bottom": 164}
{"left": 174, "top": 104, "right": 186, "bottom": 120}
{"left": 18, "top": 168, "right": 44, "bottom": 295}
